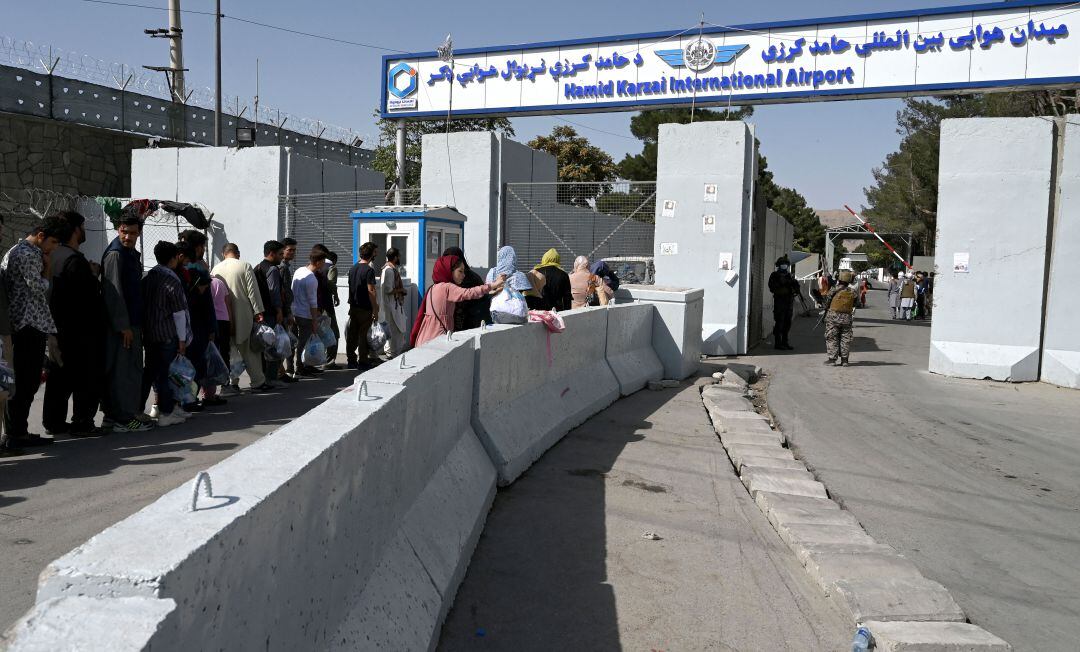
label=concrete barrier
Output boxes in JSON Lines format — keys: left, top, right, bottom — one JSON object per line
{"left": 615, "top": 285, "right": 703, "bottom": 379}
{"left": 604, "top": 302, "right": 664, "bottom": 395}
{"left": 3, "top": 597, "right": 178, "bottom": 650}
{"left": 471, "top": 307, "right": 620, "bottom": 485}
{"left": 25, "top": 335, "right": 495, "bottom": 651}
{"left": 1041, "top": 116, "right": 1080, "bottom": 389}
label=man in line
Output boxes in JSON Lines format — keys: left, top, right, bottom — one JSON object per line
{"left": 254, "top": 240, "right": 286, "bottom": 387}
{"left": 101, "top": 216, "right": 152, "bottom": 432}
{"left": 1, "top": 216, "right": 66, "bottom": 445}
{"left": 278, "top": 237, "right": 299, "bottom": 382}
{"left": 767, "top": 256, "right": 800, "bottom": 351}
{"left": 292, "top": 247, "right": 325, "bottom": 376}
{"left": 43, "top": 211, "right": 105, "bottom": 437}
{"left": 141, "top": 241, "right": 190, "bottom": 426}
{"left": 823, "top": 270, "right": 858, "bottom": 367}
{"left": 321, "top": 248, "right": 342, "bottom": 369}
{"left": 345, "top": 242, "right": 378, "bottom": 369}
{"left": 211, "top": 243, "right": 270, "bottom": 391}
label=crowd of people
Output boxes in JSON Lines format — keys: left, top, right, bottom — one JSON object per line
{"left": 887, "top": 270, "right": 933, "bottom": 320}
{"left": 0, "top": 211, "right": 360, "bottom": 457}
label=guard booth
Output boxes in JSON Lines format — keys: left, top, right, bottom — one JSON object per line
{"left": 349, "top": 205, "right": 467, "bottom": 296}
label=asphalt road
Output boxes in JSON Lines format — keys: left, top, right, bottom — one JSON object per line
{"left": 439, "top": 376, "right": 850, "bottom": 651}
{"left": 0, "top": 368, "right": 356, "bottom": 633}
{"left": 744, "top": 289, "right": 1080, "bottom": 651}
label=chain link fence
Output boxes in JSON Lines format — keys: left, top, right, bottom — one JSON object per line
{"left": 280, "top": 189, "right": 421, "bottom": 260}
{"left": 503, "top": 181, "right": 656, "bottom": 278}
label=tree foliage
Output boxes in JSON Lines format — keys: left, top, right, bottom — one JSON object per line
{"left": 618, "top": 106, "right": 825, "bottom": 256}
{"left": 371, "top": 112, "right": 514, "bottom": 188}
{"left": 863, "top": 91, "right": 1078, "bottom": 255}
{"left": 527, "top": 125, "right": 617, "bottom": 183}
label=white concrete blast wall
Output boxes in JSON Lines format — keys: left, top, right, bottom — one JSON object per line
{"left": 471, "top": 307, "right": 620, "bottom": 485}
{"left": 615, "top": 285, "right": 703, "bottom": 379}
{"left": 3, "top": 596, "right": 178, "bottom": 651}
{"left": 654, "top": 122, "right": 755, "bottom": 355}
{"left": 605, "top": 302, "right": 664, "bottom": 395}
{"left": 31, "top": 337, "right": 493, "bottom": 651}
{"left": 930, "top": 118, "right": 1054, "bottom": 381}
{"left": 1041, "top": 117, "right": 1080, "bottom": 388}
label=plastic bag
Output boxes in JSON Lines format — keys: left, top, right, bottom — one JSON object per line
{"left": 273, "top": 324, "right": 293, "bottom": 360}
{"left": 251, "top": 322, "right": 276, "bottom": 353}
{"left": 301, "top": 337, "right": 328, "bottom": 367}
{"left": 0, "top": 338, "right": 14, "bottom": 393}
{"left": 168, "top": 355, "right": 198, "bottom": 404}
{"left": 316, "top": 314, "right": 337, "bottom": 348}
{"left": 489, "top": 288, "right": 528, "bottom": 322}
{"left": 528, "top": 310, "right": 566, "bottom": 333}
{"left": 229, "top": 358, "right": 246, "bottom": 383}
{"left": 204, "top": 342, "right": 230, "bottom": 386}
{"left": 367, "top": 321, "right": 388, "bottom": 351}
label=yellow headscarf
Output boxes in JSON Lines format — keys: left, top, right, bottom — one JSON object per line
{"left": 535, "top": 248, "right": 562, "bottom": 270}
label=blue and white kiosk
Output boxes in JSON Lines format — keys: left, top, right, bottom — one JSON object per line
{"left": 349, "top": 205, "right": 467, "bottom": 297}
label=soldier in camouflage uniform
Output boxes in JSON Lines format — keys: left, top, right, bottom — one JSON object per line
{"left": 824, "top": 270, "right": 857, "bottom": 367}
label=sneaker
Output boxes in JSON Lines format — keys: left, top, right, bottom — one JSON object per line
{"left": 346, "top": 360, "right": 359, "bottom": 370}
{"left": 113, "top": 419, "right": 153, "bottom": 433}
{"left": 148, "top": 404, "right": 160, "bottom": 419}
{"left": 44, "top": 423, "right": 70, "bottom": 436}
{"left": 202, "top": 396, "right": 227, "bottom": 407}
{"left": 834, "top": 358, "right": 843, "bottom": 367}
{"left": 69, "top": 423, "right": 107, "bottom": 438}
{"left": 251, "top": 382, "right": 276, "bottom": 392}
{"left": 157, "top": 412, "right": 187, "bottom": 427}
{"left": 174, "top": 406, "right": 194, "bottom": 419}
{"left": 220, "top": 384, "right": 241, "bottom": 397}
{"left": 324, "top": 362, "right": 341, "bottom": 370}
{"left": 279, "top": 374, "right": 299, "bottom": 384}
{"left": 181, "top": 401, "right": 204, "bottom": 413}
{"left": 134, "top": 413, "right": 154, "bottom": 425}
{"left": 824, "top": 358, "right": 836, "bottom": 365}
{"left": 841, "top": 358, "right": 850, "bottom": 367}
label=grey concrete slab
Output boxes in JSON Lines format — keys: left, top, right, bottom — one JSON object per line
{"left": 831, "top": 577, "right": 967, "bottom": 623}
{"left": 738, "top": 457, "right": 809, "bottom": 473}
{"left": 863, "top": 620, "right": 1012, "bottom": 651}
{"left": 721, "top": 431, "right": 784, "bottom": 448}
{"left": 438, "top": 381, "right": 848, "bottom": 650}
{"left": 726, "top": 443, "right": 796, "bottom": 469}
{"left": 792, "top": 542, "right": 900, "bottom": 567}
{"left": 701, "top": 387, "right": 753, "bottom": 407}
{"left": 743, "top": 300, "right": 1080, "bottom": 649}
{"left": 740, "top": 466, "right": 815, "bottom": 491}
{"left": 754, "top": 490, "right": 839, "bottom": 518}
{"left": 776, "top": 522, "right": 877, "bottom": 549}
{"left": 746, "top": 472, "right": 828, "bottom": 500}
{"left": 0, "top": 368, "right": 356, "bottom": 633}
{"left": 766, "top": 503, "right": 860, "bottom": 530}
{"left": 803, "top": 552, "right": 925, "bottom": 596}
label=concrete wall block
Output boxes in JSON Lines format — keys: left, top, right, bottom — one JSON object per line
{"left": 2, "top": 597, "right": 179, "bottom": 652}
{"left": 654, "top": 121, "right": 755, "bottom": 355}
{"left": 615, "top": 286, "right": 703, "bottom": 379}
{"left": 746, "top": 472, "right": 828, "bottom": 500}
{"left": 803, "top": 553, "right": 924, "bottom": 597}
{"left": 863, "top": 620, "right": 1012, "bottom": 651}
{"left": 472, "top": 308, "right": 620, "bottom": 485}
{"left": 930, "top": 118, "right": 1054, "bottom": 382}
{"left": 1042, "top": 116, "right": 1080, "bottom": 389}
{"left": 831, "top": 577, "right": 966, "bottom": 623}
{"left": 604, "top": 303, "right": 663, "bottom": 395}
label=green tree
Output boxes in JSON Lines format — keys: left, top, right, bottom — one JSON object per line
{"left": 527, "top": 125, "right": 617, "bottom": 183}
{"left": 371, "top": 112, "right": 514, "bottom": 188}
{"left": 863, "top": 91, "right": 1080, "bottom": 255}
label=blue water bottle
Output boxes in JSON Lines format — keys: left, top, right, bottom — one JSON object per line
{"left": 851, "top": 626, "right": 872, "bottom": 651}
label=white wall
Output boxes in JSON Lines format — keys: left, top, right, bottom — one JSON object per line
{"left": 653, "top": 121, "right": 756, "bottom": 355}
{"left": 930, "top": 118, "right": 1054, "bottom": 381}
{"left": 1042, "top": 117, "right": 1080, "bottom": 388}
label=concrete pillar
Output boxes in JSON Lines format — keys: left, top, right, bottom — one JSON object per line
{"left": 1041, "top": 117, "right": 1080, "bottom": 388}
{"left": 653, "top": 121, "right": 756, "bottom": 355}
{"left": 420, "top": 132, "right": 555, "bottom": 270}
{"left": 929, "top": 118, "right": 1054, "bottom": 381}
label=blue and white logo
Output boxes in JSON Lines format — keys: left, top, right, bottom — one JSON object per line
{"left": 656, "top": 38, "right": 748, "bottom": 71}
{"left": 387, "top": 61, "right": 419, "bottom": 111}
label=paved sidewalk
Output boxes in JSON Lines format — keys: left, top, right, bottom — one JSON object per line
{"left": 439, "top": 378, "right": 849, "bottom": 650}
{"left": 0, "top": 368, "right": 356, "bottom": 632}
{"left": 744, "top": 291, "right": 1080, "bottom": 651}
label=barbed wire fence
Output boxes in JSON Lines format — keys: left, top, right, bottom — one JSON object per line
{"left": 0, "top": 35, "right": 370, "bottom": 150}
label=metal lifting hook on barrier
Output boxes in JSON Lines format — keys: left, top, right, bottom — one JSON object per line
{"left": 843, "top": 204, "right": 913, "bottom": 270}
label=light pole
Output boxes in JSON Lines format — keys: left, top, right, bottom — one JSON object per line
{"left": 168, "top": 0, "right": 184, "bottom": 100}
{"left": 214, "top": 0, "right": 222, "bottom": 146}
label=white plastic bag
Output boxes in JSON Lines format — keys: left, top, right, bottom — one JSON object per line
{"left": 489, "top": 287, "right": 528, "bottom": 323}
{"left": 273, "top": 324, "right": 293, "bottom": 360}
{"left": 316, "top": 314, "right": 337, "bottom": 348}
{"left": 251, "top": 322, "right": 276, "bottom": 353}
{"left": 168, "top": 355, "right": 198, "bottom": 404}
{"left": 302, "top": 337, "right": 328, "bottom": 367}
{"left": 367, "top": 321, "right": 388, "bottom": 351}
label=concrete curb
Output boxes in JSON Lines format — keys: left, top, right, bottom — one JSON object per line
{"left": 700, "top": 385, "right": 1012, "bottom": 650}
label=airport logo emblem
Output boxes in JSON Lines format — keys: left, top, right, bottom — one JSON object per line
{"left": 387, "top": 62, "right": 418, "bottom": 110}
{"left": 656, "top": 39, "right": 748, "bottom": 71}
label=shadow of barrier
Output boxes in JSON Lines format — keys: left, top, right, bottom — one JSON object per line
{"left": 3, "top": 292, "right": 701, "bottom": 651}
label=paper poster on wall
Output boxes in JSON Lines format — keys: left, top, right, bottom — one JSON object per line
{"left": 703, "top": 184, "right": 718, "bottom": 203}
{"left": 661, "top": 199, "right": 677, "bottom": 218}
{"left": 952, "top": 252, "right": 970, "bottom": 273}
{"left": 702, "top": 214, "right": 716, "bottom": 233}
{"left": 718, "top": 252, "right": 733, "bottom": 271}
{"left": 659, "top": 242, "right": 679, "bottom": 255}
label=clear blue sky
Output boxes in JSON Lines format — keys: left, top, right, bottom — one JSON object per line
{"left": 7, "top": 0, "right": 979, "bottom": 208}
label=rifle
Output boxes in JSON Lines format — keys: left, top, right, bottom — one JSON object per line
{"left": 813, "top": 308, "right": 828, "bottom": 331}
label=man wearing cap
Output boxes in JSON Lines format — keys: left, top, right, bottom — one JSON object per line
{"left": 767, "top": 256, "right": 801, "bottom": 351}
{"left": 823, "top": 270, "right": 858, "bottom": 367}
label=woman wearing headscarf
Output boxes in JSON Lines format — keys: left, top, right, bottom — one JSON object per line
{"left": 485, "top": 246, "right": 533, "bottom": 324}
{"left": 410, "top": 255, "right": 504, "bottom": 348}
{"left": 442, "top": 246, "right": 489, "bottom": 330}
{"left": 589, "top": 260, "right": 620, "bottom": 295}
{"left": 529, "top": 248, "right": 572, "bottom": 311}
{"left": 569, "top": 255, "right": 611, "bottom": 309}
